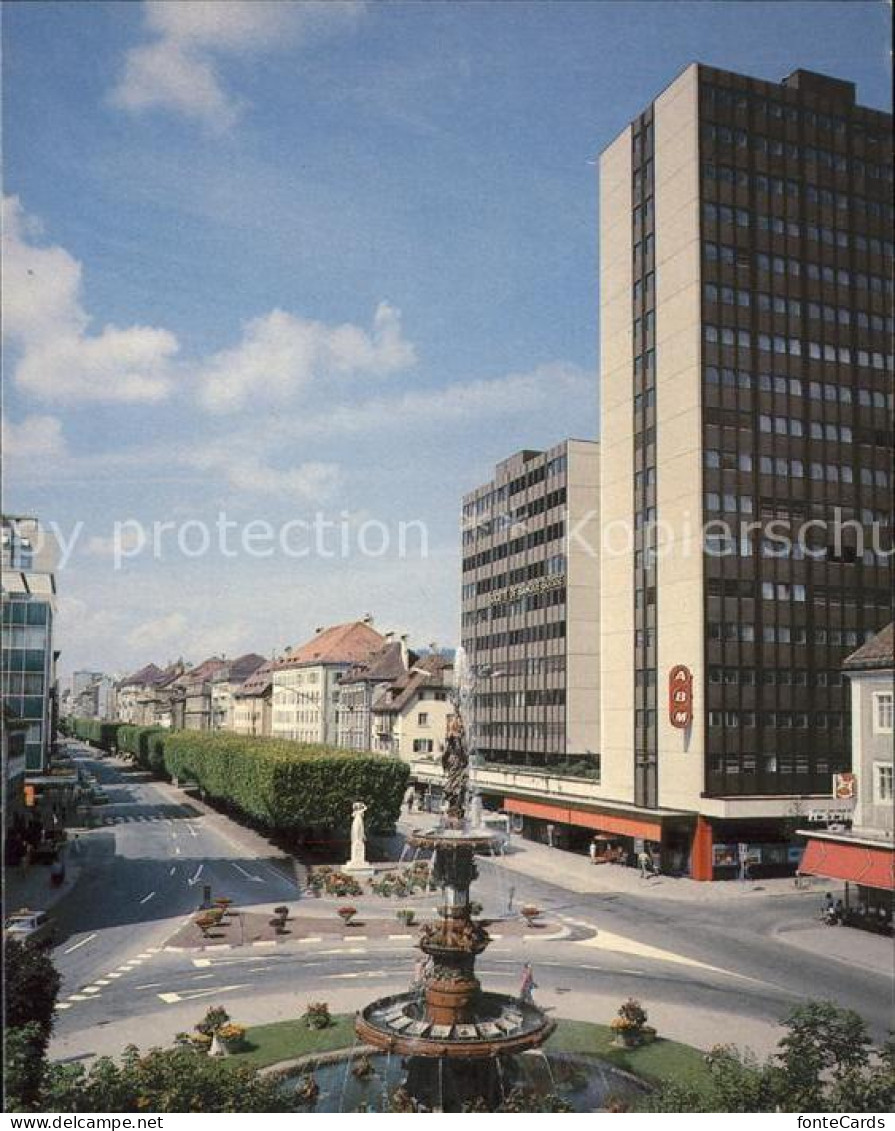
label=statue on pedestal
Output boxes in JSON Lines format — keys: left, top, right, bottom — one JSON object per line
{"left": 345, "top": 800, "right": 373, "bottom": 874}
{"left": 441, "top": 715, "right": 469, "bottom": 821}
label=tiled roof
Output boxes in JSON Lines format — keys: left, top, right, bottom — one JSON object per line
{"left": 226, "top": 653, "right": 267, "bottom": 685}
{"left": 373, "top": 654, "right": 453, "bottom": 715}
{"left": 843, "top": 623, "right": 894, "bottom": 672}
{"left": 233, "top": 660, "right": 276, "bottom": 699}
{"left": 340, "top": 641, "right": 412, "bottom": 685}
{"left": 276, "top": 621, "right": 385, "bottom": 668}
{"left": 116, "top": 663, "right": 166, "bottom": 690}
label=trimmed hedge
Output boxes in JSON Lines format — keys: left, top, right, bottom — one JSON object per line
{"left": 65, "top": 720, "right": 409, "bottom": 835}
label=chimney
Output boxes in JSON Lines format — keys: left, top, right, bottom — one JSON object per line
{"left": 384, "top": 631, "right": 395, "bottom": 641}
{"left": 315, "top": 626, "right": 324, "bottom": 634}
{"left": 363, "top": 613, "right": 374, "bottom": 626}
{"left": 399, "top": 633, "right": 409, "bottom": 669}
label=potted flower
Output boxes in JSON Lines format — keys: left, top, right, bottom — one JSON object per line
{"left": 396, "top": 908, "right": 416, "bottom": 927}
{"left": 214, "top": 897, "right": 233, "bottom": 917}
{"left": 338, "top": 905, "right": 358, "bottom": 926}
{"left": 217, "top": 1022, "right": 246, "bottom": 1052}
{"left": 610, "top": 998, "right": 649, "bottom": 1047}
{"left": 520, "top": 905, "right": 542, "bottom": 927}
{"left": 270, "top": 906, "right": 290, "bottom": 935}
{"left": 194, "top": 912, "right": 218, "bottom": 939}
{"left": 302, "top": 1001, "right": 332, "bottom": 1030}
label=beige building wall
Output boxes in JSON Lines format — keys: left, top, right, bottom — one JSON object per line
{"left": 598, "top": 125, "right": 636, "bottom": 803}
{"left": 565, "top": 439, "right": 601, "bottom": 759}
{"left": 653, "top": 63, "right": 706, "bottom": 812}
{"left": 849, "top": 671, "right": 895, "bottom": 837}
{"left": 392, "top": 692, "right": 454, "bottom": 763}
{"left": 233, "top": 696, "right": 271, "bottom": 737}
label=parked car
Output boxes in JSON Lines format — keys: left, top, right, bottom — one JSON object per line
{"left": 4, "top": 909, "right": 56, "bottom": 947}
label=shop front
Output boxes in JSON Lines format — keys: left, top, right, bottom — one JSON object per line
{"left": 797, "top": 831, "right": 894, "bottom": 934}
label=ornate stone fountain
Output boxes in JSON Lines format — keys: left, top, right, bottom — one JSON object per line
{"left": 355, "top": 709, "right": 556, "bottom": 1109}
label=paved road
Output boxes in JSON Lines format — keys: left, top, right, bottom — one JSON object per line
{"left": 48, "top": 746, "right": 893, "bottom": 1064}
{"left": 51, "top": 745, "right": 301, "bottom": 1023}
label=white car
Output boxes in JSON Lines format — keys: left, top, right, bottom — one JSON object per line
{"left": 4, "top": 909, "right": 56, "bottom": 947}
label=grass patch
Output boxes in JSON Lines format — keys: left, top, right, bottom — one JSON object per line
{"left": 231, "top": 1013, "right": 709, "bottom": 1093}
{"left": 546, "top": 1019, "right": 710, "bottom": 1089}
{"left": 228, "top": 1014, "right": 358, "bottom": 1068}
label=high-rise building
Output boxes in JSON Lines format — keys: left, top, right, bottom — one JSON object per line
{"left": 1, "top": 515, "right": 58, "bottom": 771}
{"left": 599, "top": 65, "right": 893, "bottom": 877}
{"left": 460, "top": 440, "right": 600, "bottom": 774}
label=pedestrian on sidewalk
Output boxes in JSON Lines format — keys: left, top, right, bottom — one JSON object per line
{"left": 507, "top": 885, "right": 516, "bottom": 913}
{"left": 638, "top": 849, "right": 652, "bottom": 879}
{"left": 519, "top": 963, "right": 537, "bottom": 1005}
{"left": 589, "top": 838, "right": 599, "bottom": 865}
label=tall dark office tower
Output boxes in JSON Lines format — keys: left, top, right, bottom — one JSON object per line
{"left": 599, "top": 65, "right": 893, "bottom": 878}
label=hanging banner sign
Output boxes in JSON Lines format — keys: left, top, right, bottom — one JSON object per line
{"left": 669, "top": 665, "right": 693, "bottom": 729}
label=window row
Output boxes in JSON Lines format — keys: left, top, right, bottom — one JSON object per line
{"left": 708, "top": 667, "right": 843, "bottom": 687}
{"left": 466, "top": 622, "right": 568, "bottom": 649}
{"left": 702, "top": 123, "right": 893, "bottom": 182}
{"left": 702, "top": 85, "right": 887, "bottom": 145}
{"left": 758, "top": 414, "right": 853, "bottom": 443}
{"left": 706, "top": 448, "right": 891, "bottom": 489}
{"left": 703, "top": 163, "right": 893, "bottom": 221}
{"left": 708, "top": 710, "right": 845, "bottom": 729}
{"left": 706, "top": 370, "right": 893, "bottom": 409}
{"left": 708, "top": 622, "right": 867, "bottom": 647}
{"left": 704, "top": 202, "right": 895, "bottom": 259}
{"left": 477, "top": 689, "right": 566, "bottom": 708}
{"left": 704, "top": 240, "right": 894, "bottom": 295}
{"left": 704, "top": 284, "right": 894, "bottom": 333}
{"left": 461, "top": 523, "right": 565, "bottom": 570}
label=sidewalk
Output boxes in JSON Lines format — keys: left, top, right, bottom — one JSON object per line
{"left": 775, "top": 922, "right": 894, "bottom": 977}
{"left": 395, "top": 811, "right": 824, "bottom": 904}
{"left": 4, "top": 843, "right": 84, "bottom": 918}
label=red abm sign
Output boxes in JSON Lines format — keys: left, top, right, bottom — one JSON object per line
{"left": 669, "top": 664, "right": 693, "bottom": 729}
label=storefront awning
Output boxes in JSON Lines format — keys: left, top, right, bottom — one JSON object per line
{"left": 799, "top": 837, "right": 895, "bottom": 892}
{"left": 502, "top": 797, "right": 663, "bottom": 841}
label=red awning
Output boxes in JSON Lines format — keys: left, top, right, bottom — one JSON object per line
{"left": 502, "top": 797, "right": 663, "bottom": 841}
{"left": 799, "top": 838, "right": 895, "bottom": 891}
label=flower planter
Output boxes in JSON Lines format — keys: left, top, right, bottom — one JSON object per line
{"left": 612, "top": 1030, "right": 642, "bottom": 1049}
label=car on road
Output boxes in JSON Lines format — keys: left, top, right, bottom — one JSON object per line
{"left": 4, "top": 908, "right": 56, "bottom": 947}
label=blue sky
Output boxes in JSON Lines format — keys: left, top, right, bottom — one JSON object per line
{"left": 3, "top": 0, "right": 891, "bottom": 678}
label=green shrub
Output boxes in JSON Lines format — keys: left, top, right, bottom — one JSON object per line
{"left": 160, "top": 731, "right": 408, "bottom": 835}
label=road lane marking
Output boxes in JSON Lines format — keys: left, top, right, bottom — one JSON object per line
{"left": 169, "top": 867, "right": 177, "bottom": 875}
{"left": 231, "top": 863, "right": 264, "bottom": 883}
{"left": 345, "top": 935, "right": 368, "bottom": 941}
{"left": 188, "top": 865, "right": 204, "bottom": 885}
{"left": 57, "top": 1002, "right": 73, "bottom": 1010}
{"left": 81, "top": 987, "right": 102, "bottom": 994}
{"left": 94, "top": 980, "right": 111, "bottom": 986}
{"left": 139, "top": 892, "right": 156, "bottom": 905}
{"left": 175, "top": 847, "right": 182, "bottom": 855}
{"left": 67, "top": 995, "right": 88, "bottom": 1002}
{"left": 63, "top": 933, "right": 97, "bottom": 954}
{"left": 105, "top": 972, "right": 122, "bottom": 979}
{"left": 192, "top": 958, "right": 212, "bottom": 968}
{"left": 135, "top": 982, "right": 164, "bottom": 989}
{"left": 192, "top": 974, "right": 215, "bottom": 981}
{"left": 323, "top": 971, "right": 388, "bottom": 980}
{"left": 187, "top": 823, "right": 199, "bottom": 838}
{"left": 158, "top": 983, "right": 249, "bottom": 1004}
{"left": 319, "top": 948, "right": 367, "bottom": 955}
{"left": 297, "top": 937, "right": 322, "bottom": 944}
{"left": 573, "top": 925, "right": 755, "bottom": 980}
{"left": 389, "top": 934, "right": 412, "bottom": 941}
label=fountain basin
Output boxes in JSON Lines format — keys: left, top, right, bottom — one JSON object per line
{"left": 408, "top": 827, "right": 500, "bottom": 854}
{"left": 356, "top": 990, "right": 556, "bottom": 1059}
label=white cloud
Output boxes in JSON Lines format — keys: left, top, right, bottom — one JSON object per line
{"left": 126, "top": 611, "right": 189, "bottom": 651}
{"left": 111, "top": 0, "right": 364, "bottom": 131}
{"left": 195, "top": 301, "right": 416, "bottom": 413}
{"left": 2, "top": 196, "right": 179, "bottom": 403}
{"left": 2, "top": 414, "right": 67, "bottom": 461}
{"left": 186, "top": 443, "right": 343, "bottom": 501}
{"left": 274, "top": 361, "right": 592, "bottom": 438}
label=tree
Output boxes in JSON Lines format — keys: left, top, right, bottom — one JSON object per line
{"left": 642, "top": 1001, "right": 893, "bottom": 1114}
{"left": 41, "top": 1046, "right": 293, "bottom": 1112}
{"left": 6, "top": 939, "right": 61, "bottom": 1035}
{"left": 4, "top": 941, "right": 62, "bottom": 1108}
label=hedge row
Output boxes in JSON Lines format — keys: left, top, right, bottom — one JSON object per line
{"left": 64, "top": 719, "right": 408, "bottom": 834}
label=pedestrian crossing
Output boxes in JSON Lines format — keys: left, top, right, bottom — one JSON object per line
{"left": 58, "top": 948, "right": 163, "bottom": 1011}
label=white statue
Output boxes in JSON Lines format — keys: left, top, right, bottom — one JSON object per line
{"left": 350, "top": 801, "right": 368, "bottom": 867}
